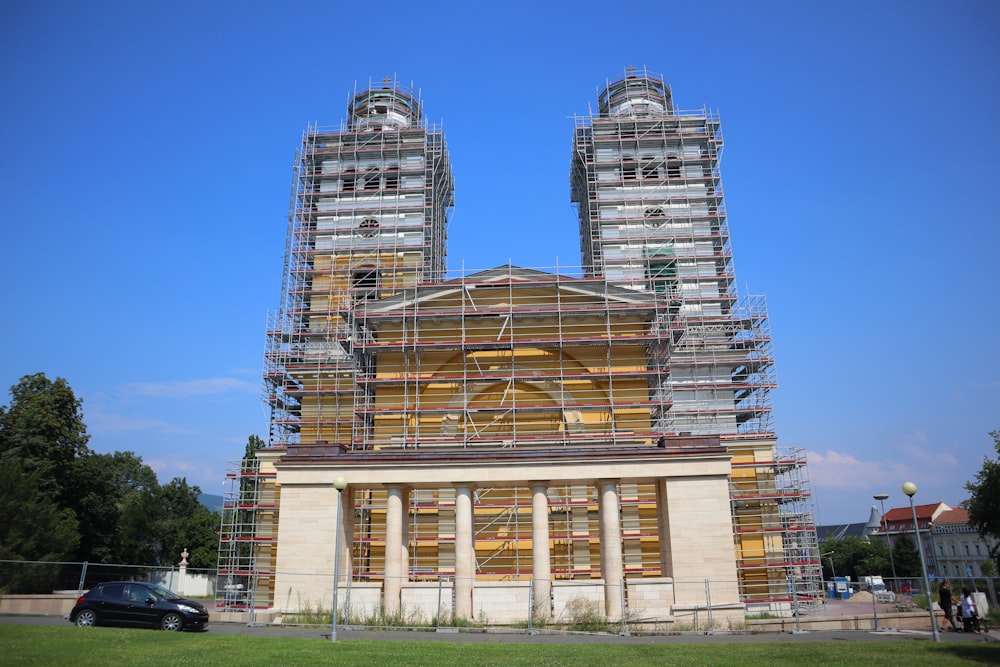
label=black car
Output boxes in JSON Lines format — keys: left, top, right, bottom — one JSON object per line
{"left": 69, "top": 582, "right": 209, "bottom": 631}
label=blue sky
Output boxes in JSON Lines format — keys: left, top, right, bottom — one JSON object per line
{"left": 1, "top": 1, "right": 997, "bottom": 525}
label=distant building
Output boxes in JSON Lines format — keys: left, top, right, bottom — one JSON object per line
{"left": 815, "top": 504, "right": 881, "bottom": 543}
{"left": 820, "top": 503, "right": 998, "bottom": 583}
{"left": 931, "top": 508, "right": 998, "bottom": 580}
{"left": 877, "top": 502, "right": 950, "bottom": 575}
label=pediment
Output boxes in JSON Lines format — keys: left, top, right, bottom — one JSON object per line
{"left": 358, "top": 265, "right": 660, "bottom": 319}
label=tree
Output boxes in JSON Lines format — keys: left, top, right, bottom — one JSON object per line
{"left": 244, "top": 434, "right": 265, "bottom": 460}
{"left": 818, "top": 535, "right": 891, "bottom": 581}
{"left": 891, "top": 533, "right": 922, "bottom": 578}
{"left": 136, "top": 478, "right": 221, "bottom": 568}
{"left": 0, "top": 454, "right": 79, "bottom": 592}
{"left": 63, "top": 451, "right": 159, "bottom": 562}
{"left": 0, "top": 373, "right": 90, "bottom": 500}
{"left": 0, "top": 373, "right": 88, "bottom": 585}
{"left": 965, "top": 430, "right": 1000, "bottom": 569}
{"left": 118, "top": 484, "right": 162, "bottom": 566}
{"left": 0, "top": 374, "right": 176, "bottom": 564}
{"left": 0, "top": 373, "right": 223, "bottom": 571}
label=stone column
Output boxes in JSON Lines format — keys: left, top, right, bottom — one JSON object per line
{"left": 337, "top": 486, "right": 354, "bottom": 584}
{"left": 598, "top": 479, "right": 624, "bottom": 619}
{"left": 400, "top": 487, "right": 410, "bottom": 579}
{"left": 655, "top": 478, "right": 672, "bottom": 576}
{"left": 454, "top": 484, "right": 475, "bottom": 620}
{"left": 383, "top": 485, "right": 406, "bottom": 616}
{"left": 531, "top": 483, "right": 552, "bottom": 619}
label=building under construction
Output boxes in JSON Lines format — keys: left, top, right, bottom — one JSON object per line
{"left": 217, "top": 70, "right": 820, "bottom": 622}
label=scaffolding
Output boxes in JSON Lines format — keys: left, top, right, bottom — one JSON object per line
{"left": 730, "top": 446, "right": 822, "bottom": 603}
{"left": 570, "top": 67, "right": 772, "bottom": 439}
{"left": 266, "top": 260, "right": 782, "bottom": 451}
{"left": 567, "top": 68, "right": 818, "bottom": 602}
{"left": 348, "top": 266, "right": 671, "bottom": 449}
{"left": 219, "top": 72, "right": 820, "bottom": 609}
{"left": 215, "top": 456, "right": 277, "bottom": 611}
{"left": 264, "top": 78, "right": 453, "bottom": 449}
{"left": 260, "top": 261, "right": 812, "bottom": 602}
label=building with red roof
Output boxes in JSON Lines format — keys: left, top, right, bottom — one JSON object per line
{"left": 931, "top": 507, "right": 998, "bottom": 580}
{"left": 875, "top": 502, "right": 950, "bottom": 576}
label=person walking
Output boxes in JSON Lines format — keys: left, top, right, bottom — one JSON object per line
{"left": 939, "top": 582, "right": 959, "bottom": 631}
{"left": 960, "top": 587, "right": 981, "bottom": 633}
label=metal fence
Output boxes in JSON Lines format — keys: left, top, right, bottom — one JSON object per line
{"left": 236, "top": 571, "right": 748, "bottom": 633}
{"left": 0, "top": 559, "right": 216, "bottom": 597}
{"left": 5, "top": 559, "right": 997, "bottom": 634}
{"left": 828, "top": 576, "right": 999, "bottom": 610}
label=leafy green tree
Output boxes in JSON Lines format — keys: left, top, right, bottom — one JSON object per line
{"left": 891, "top": 533, "right": 922, "bottom": 578}
{"left": 245, "top": 434, "right": 265, "bottom": 459}
{"left": 0, "top": 372, "right": 223, "bottom": 571}
{"left": 819, "top": 535, "right": 891, "bottom": 581}
{"left": 175, "top": 500, "right": 220, "bottom": 569}
{"left": 0, "top": 373, "right": 90, "bottom": 500}
{"left": 63, "top": 451, "right": 158, "bottom": 562}
{"left": 965, "top": 430, "right": 1000, "bottom": 569}
{"left": 130, "top": 478, "right": 219, "bottom": 568}
{"left": 118, "top": 484, "right": 162, "bottom": 565}
{"left": 0, "top": 373, "right": 88, "bottom": 586}
{"left": 0, "top": 455, "right": 79, "bottom": 592}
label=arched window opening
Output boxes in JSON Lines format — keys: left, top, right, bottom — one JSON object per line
{"left": 643, "top": 206, "right": 667, "bottom": 228}
{"left": 357, "top": 217, "right": 380, "bottom": 238}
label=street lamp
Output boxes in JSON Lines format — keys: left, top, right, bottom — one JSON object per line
{"left": 903, "top": 481, "right": 940, "bottom": 643}
{"left": 331, "top": 475, "right": 348, "bottom": 643}
{"left": 873, "top": 493, "right": 898, "bottom": 589}
{"left": 821, "top": 550, "right": 836, "bottom": 580}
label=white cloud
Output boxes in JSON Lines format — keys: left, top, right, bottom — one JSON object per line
{"left": 806, "top": 449, "right": 919, "bottom": 493}
{"left": 806, "top": 442, "right": 967, "bottom": 524}
{"left": 806, "top": 449, "right": 871, "bottom": 491}
{"left": 86, "top": 408, "right": 189, "bottom": 436}
{"left": 893, "top": 432, "right": 959, "bottom": 470}
{"left": 810, "top": 450, "right": 863, "bottom": 466}
{"left": 126, "top": 377, "right": 258, "bottom": 398}
{"left": 146, "top": 457, "right": 228, "bottom": 490}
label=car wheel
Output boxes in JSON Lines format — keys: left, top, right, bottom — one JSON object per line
{"left": 75, "top": 609, "right": 98, "bottom": 627}
{"left": 160, "top": 612, "right": 183, "bottom": 632}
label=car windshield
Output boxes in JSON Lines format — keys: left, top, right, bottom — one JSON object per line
{"left": 145, "top": 583, "right": 182, "bottom": 600}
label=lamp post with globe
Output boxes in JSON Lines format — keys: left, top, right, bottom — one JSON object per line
{"left": 903, "top": 481, "right": 940, "bottom": 643}
{"left": 873, "top": 493, "right": 898, "bottom": 590}
{"left": 330, "top": 475, "right": 348, "bottom": 643}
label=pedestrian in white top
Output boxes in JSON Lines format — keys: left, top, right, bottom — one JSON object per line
{"left": 960, "top": 588, "right": 981, "bottom": 633}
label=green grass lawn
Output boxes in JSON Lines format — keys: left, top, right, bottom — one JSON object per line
{"left": 2, "top": 625, "right": 999, "bottom": 666}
